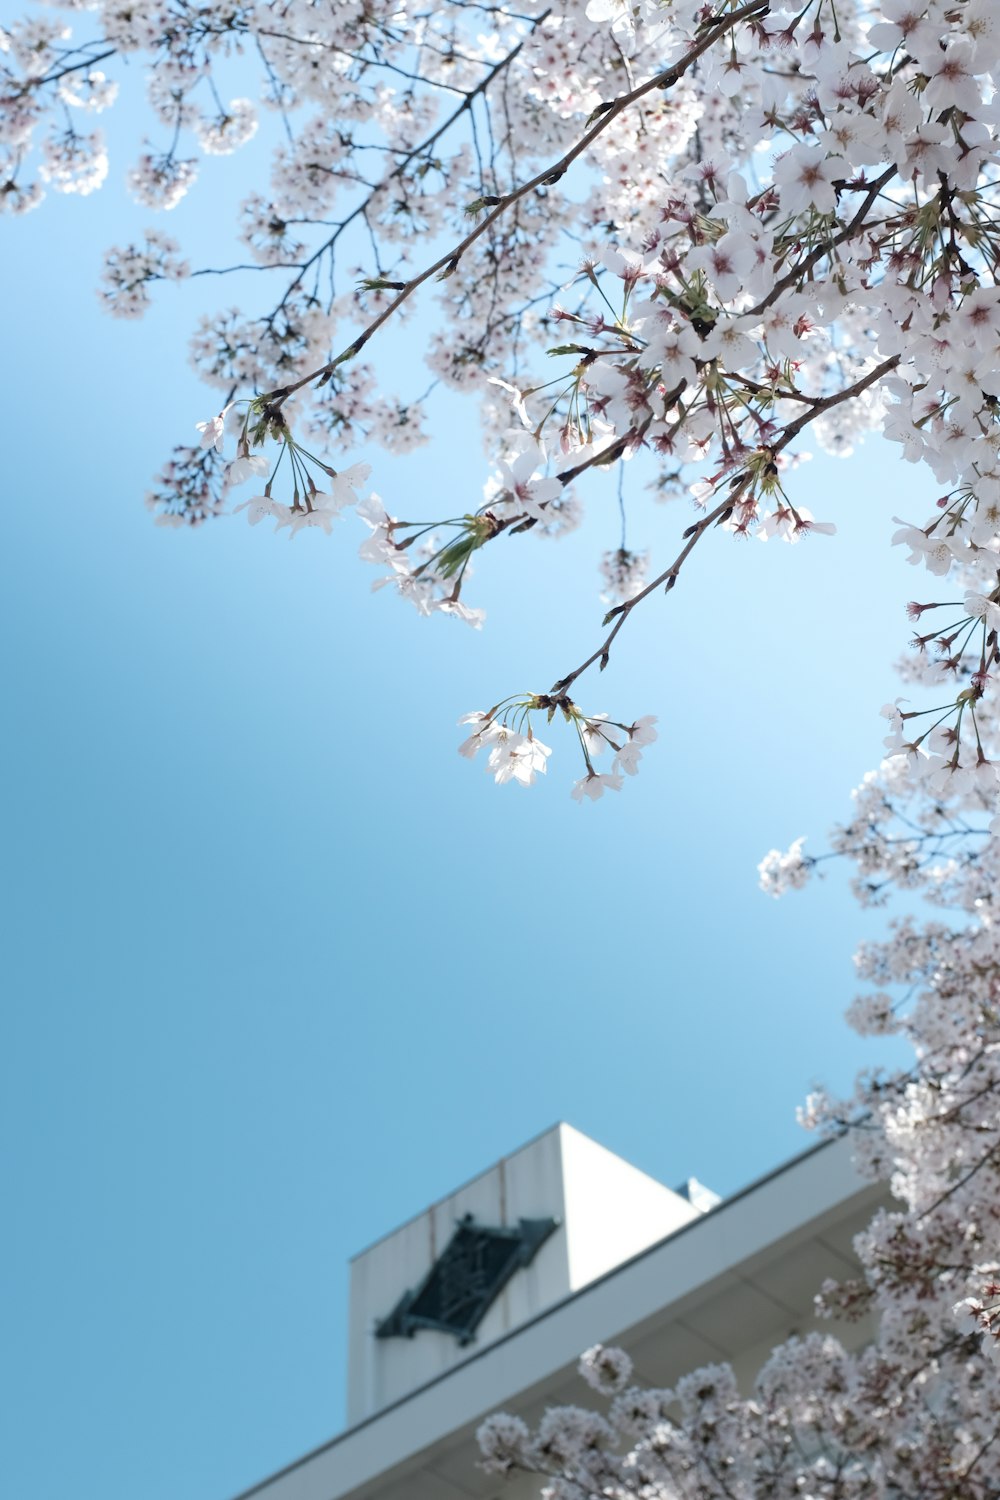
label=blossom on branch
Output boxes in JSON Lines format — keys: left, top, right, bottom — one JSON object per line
{"left": 5, "top": 0, "right": 1000, "bottom": 831}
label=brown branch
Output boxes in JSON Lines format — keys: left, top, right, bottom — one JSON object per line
{"left": 773, "top": 354, "right": 899, "bottom": 451}
{"left": 918, "top": 1139, "right": 1000, "bottom": 1221}
{"left": 262, "top": 9, "right": 554, "bottom": 313}
{"left": 548, "top": 354, "right": 901, "bottom": 695}
{"left": 550, "top": 496, "right": 735, "bottom": 695}
{"left": 26, "top": 46, "right": 118, "bottom": 91}
{"left": 556, "top": 417, "right": 654, "bottom": 485}
{"left": 752, "top": 164, "right": 899, "bottom": 315}
{"left": 268, "top": 0, "right": 771, "bottom": 404}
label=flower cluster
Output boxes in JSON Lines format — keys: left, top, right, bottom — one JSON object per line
{"left": 470, "top": 449, "right": 1000, "bottom": 1487}
{"left": 955, "top": 1288, "right": 1000, "bottom": 1368}
{"left": 9, "top": 0, "right": 998, "bottom": 1461}
{"left": 757, "top": 836, "right": 812, "bottom": 898}
{"left": 359, "top": 496, "right": 486, "bottom": 628}
{"left": 127, "top": 153, "right": 198, "bottom": 211}
{"left": 578, "top": 1343, "right": 633, "bottom": 1396}
{"left": 38, "top": 128, "right": 107, "bottom": 196}
{"left": 599, "top": 548, "right": 649, "bottom": 606}
{"left": 5, "top": 0, "right": 1000, "bottom": 824}
{"left": 100, "top": 231, "right": 190, "bottom": 319}
{"left": 459, "top": 699, "right": 656, "bottom": 799}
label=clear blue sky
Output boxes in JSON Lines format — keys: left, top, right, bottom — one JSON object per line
{"left": 1, "top": 78, "right": 932, "bottom": 1500}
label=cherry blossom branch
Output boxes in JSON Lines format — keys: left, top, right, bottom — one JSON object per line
{"left": 550, "top": 494, "right": 734, "bottom": 694}
{"left": 752, "top": 165, "right": 899, "bottom": 315}
{"left": 266, "top": 0, "right": 771, "bottom": 406}
{"left": 918, "top": 1141, "right": 1000, "bottom": 1221}
{"left": 775, "top": 354, "right": 899, "bottom": 446}
{"left": 257, "top": 8, "right": 555, "bottom": 310}
{"left": 30, "top": 47, "right": 118, "bottom": 89}
{"left": 556, "top": 418, "right": 654, "bottom": 485}
{"left": 548, "top": 355, "right": 900, "bottom": 694}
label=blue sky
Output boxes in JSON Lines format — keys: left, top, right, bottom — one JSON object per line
{"left": 0, "top": 77, "right": 936, "bottom": 1500}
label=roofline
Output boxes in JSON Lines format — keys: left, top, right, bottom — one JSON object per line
{"left": 348, "top": 1120, "right": 693, "bottom": 1264}
{"left": 347, "top": 1120, "right": 567, "bottom": 1263}
{"left": 231, "top": 1130, "right": 847, "bottom": 1500}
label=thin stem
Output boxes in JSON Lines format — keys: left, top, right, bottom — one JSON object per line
{"left": 267, "top": 0, "right": 771, "bottom": 405}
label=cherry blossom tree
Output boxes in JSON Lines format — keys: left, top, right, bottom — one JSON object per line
{"left": 476, "top": 620, "right": 1000, "bottom": 1490}
{"left": 7, "top": 0, "right": 1000, "bottom": 1477}
{"left": 5, "top": 0, "right": 999, "bottom": 799}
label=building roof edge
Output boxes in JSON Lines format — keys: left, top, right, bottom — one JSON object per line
{"left": 230, "top": 1130, "right": 853, "bottom": 1500}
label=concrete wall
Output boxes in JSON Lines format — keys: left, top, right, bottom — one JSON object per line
{"left": 347, "top": 1124, "right": 702, "bottom": 1423}
{"left": 559, "top": 1124, "right": 700, "bottom": 1291}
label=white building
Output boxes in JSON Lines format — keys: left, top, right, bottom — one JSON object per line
{"left": 232, "top": 1123, "right": 882, "bottom": 1500}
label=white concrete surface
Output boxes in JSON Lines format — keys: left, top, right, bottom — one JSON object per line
{"left": 347, "top": 1124, "right": 701, "bottom": 1424}
{"left": 233, "top": 1131, "right": 884, "bottom": 1500}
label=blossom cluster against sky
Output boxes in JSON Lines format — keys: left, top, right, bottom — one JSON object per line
{"left": 1, "top": 86, "right": 942, "bottom": 1500}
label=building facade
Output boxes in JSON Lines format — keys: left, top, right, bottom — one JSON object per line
{"left": 232, "top": 1124, "right": 881, "bottom": 1500}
